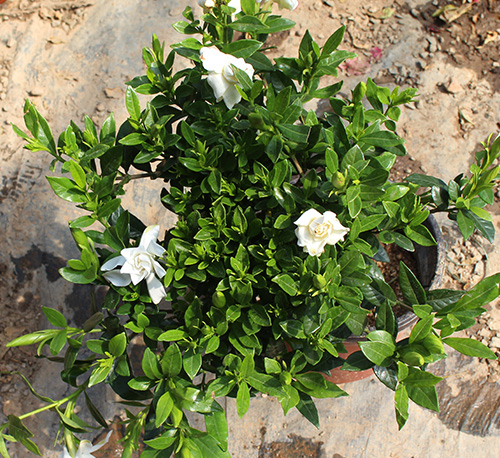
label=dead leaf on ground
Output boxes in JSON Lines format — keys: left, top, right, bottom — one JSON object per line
{"left": 47, "top": 37, "right": 66, "bottom": 44}
{"left": 434, "top": 3, "right": 472, "bottom": 23}
{"left": 480, "top": 31, "right": 499, "bottom": 47}
{"left": 365, "top": 7, "right": 395, "bottom": 20}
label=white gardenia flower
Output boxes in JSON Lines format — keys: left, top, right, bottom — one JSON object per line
{"left": 294, "top": 209, "right": 349, "bottom": 257}
{"left": 274, "top": 0, "right": 298, "bottom": 10}
{"left": 256, "top": 0, "right": 298, "bottom": 11}
{"left": 198, "top": 0, "right": 216, "bottom": 8}
{"left": 101, "top": 225, "right": 167, "bottom": 304}
{"left": 198, "top": 0, "right": 241, "bottom": 15}
{"left": 60, "top": 431, "right": 112, "bottom": 458}
{"left": 200, "top": 46, "right": 254, "bottom": 109}
{"left": 228, "top": 0, "right": 242, "bottom": 14}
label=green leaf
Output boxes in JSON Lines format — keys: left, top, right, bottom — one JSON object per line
{"left": 395, "top": 384, "right": 409, "bottom": 430}
{"left": 144, "top": 431, "right": 176, "bottom": 450}
{"left": 97, "top": 198, "right": 122, "bottom": 219}
{"left": 321, "top": 26, "right": 345, "bottom": 58}
{"left": 142, "top": 347, "right": 162, "bottom": 380}
{"left": 405, "top": 174, "right": 447, "bottom": 189}
{"left": 399, "top": 262, "right": 426, "bottom": 306}
{"left": 84, "top": 392, "right": 108, "bottom": 428}
{"left": 457, "top": 210, "right": 474, "bottom": 240}
{"left": 359, "top": 214, "right": 386, "bottom": 232}
{"left": 406, "top": 385, "right": 439, "bottom": 412}
{"left": 100, "top": 112, "right": 116, "bottom": 144}
{"left": 89, "top": 357, "right": 113, "bottom": 387}
{"left": 277, "top": 124, "right": 310, "bottom": 143}
{"left": 443, "top": 337, "right": 497, "bottom": 359}
{"left": 296, "top": 393, "right": 319, "bottom": 428}
{"left": 49, "top": 329, "right": 67, "bottom": 355}
{"left": 404, "top": 225, "right": 436, "bottom": 247}
{"left": 0, "top": 431, "right": 11, "bottom": 458}
{"left": 229, "top": 16, "right": 266, "bottom": 33}
{"left": 126, "top": 87, "right": 141, "bottom": 120}
{"left": 280, "top": 320, "right": 305, "bottom": 339}
{"left": 272, "top": 274, "right": 298, "bottom": 296}
{"left": 46, "top": 176, "right": 86, "bottom": 203}
{"left": 223, "top": 40, "right": 262, "bottom": 59}
{"left": 310, "top": 82, "right": 343, "bottom": 99}
{"left": 232, "top": 65, "right": 253, "bottom": 92}
{"left": 409, "top": 316, "right": 433, "bottom": 344}
{"left": 438, "top": 273, "right": 500, "bottom": 315}
{"left": 69, "top": 161, "right": 86, "bottom": 189}
{"left": 236, "top": 382, "right": 250, "bottom": 417}
{"left": 161, "top": 344, "right": 183, "bottom": 376}
{"left": 403, "top": 367, "right": 443, "bottom": 387}
{"left": 183, "top": 348, "right": 202, "bottom": 380}
{"left": 158, "top": 329, "right": 188, "bottom": 342}
{"left": 192, "top": 434, "right": 231, "bottom": 458}
{"left": 359, "top": 331, "right": 395, "bottom": 366}
{"left": 109, "top": 332, "right": 127, "bottom": 357}
{"left": 155, "top": 392, "right": 174, "bottom": 427}
{"left": 359, "top": 130, "right": 404, "bottom": 148}
{"left": 205, "top": 406, "right": 229, "bottom": 452}
{"left": 42, "top": 306, "right": 67, "bottom": 328}
{"left": 465, "top": 209, "right": 495, "bottom": 243}
{"left": 7, "top": 415, "right": 41, "bottom": 456}
{"left": 119, "top": 133, "right": 149, "bottom": 146}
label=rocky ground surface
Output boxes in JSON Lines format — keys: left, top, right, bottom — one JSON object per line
{"left": 0, "top": 0, "right": 500, "bottom": 457}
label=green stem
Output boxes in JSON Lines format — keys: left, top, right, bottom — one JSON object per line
{"left": 18, "top": 386, "right": 85, "bottom": 421}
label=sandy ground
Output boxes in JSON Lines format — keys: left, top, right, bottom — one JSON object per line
{"left": 0, "top": 0, "right": 500, "bottom": 457}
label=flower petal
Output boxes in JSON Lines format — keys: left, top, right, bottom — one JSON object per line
{"left": 103, "top": 270, "right": 131, "bottom": 287}
{"left": 153, "top": 260, "right": 166, "bottom": 279}
{"left": 276, "top": 0, "right": 298, "bottom": 11}
{"left": 147, "top": 240, "right": 165, "bottom": 257}
{"left": 228, "top": 0, "right": 241, "bottom": 14}
{"left": 222, "top": 84, "right": 242, "bottom": 109}
{"left": 88, "top": 431, "right": 113, "bottom": 453}
{"left": 304, "top": 239, "right": 327, "bottom": 257}
{"left": 60, "top": 448, "right": 71, "bottom": 458}
{"left": 294, "top": 208, "right": 321, "bottom": 227}
{"left": 139, "top": 225, "right": 160, "bottom": 250}
{"left": 200, "top": 47, "right": 227, "bottom": 73}
{"left": 326, "top": 229, "right": 348, "bottom": 245}
{"left": 146, "top": 274, "right": 166, "bottom": 304}
{"left": 101, "top": 255, "right": 125, "bottom": 271}
{"left": 207, "top": 72, "right": 231, "bottom": 101}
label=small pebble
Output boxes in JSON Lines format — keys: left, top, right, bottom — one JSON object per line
{"left": 490, "top": 336, "right": 500, "bottom": 348}
{"left": 29, "top": 87, "right": 43, "bottom": 97}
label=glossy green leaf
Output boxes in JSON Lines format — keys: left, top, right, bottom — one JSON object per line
{"left": 109, "top": 332, "right": 127, "bottom": 357}
{"left": 161, "top": 344, "right": 183, "bottom": 376}
{"left": 236, "top": 382, "right": 250, "bottom": 417}
{"left": 42, "top": 307, "right": 67, "bottom": 328}
{"left": 155, "top": 392, "right": 174, "bottom": 427}
{"left": 406, "top": 385, "right": 439, "bottom": 412}
{"left": 443, "top": 337, "right": 497, "bottom": 359}
{"left": 183, "top": 348, "right": 202, "bottom": 380}
{"left": 394, "top": 383, "right": 409, "bottom": 430}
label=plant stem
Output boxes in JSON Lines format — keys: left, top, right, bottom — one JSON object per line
{"left": 291, "top": 155, "right": 304, "bottom": 175}
{"left": 18, "top": 387, "right": 85, "bottom": 421}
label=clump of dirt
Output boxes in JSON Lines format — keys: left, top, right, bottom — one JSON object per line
{"left": 0, "top": 0, "right": 92, "bottom": 28}
{"left": 411, "top": 0, "right": 500, "bottom": 94}
{"left": 259, "top": 432, "right": 323, "bottom": 458}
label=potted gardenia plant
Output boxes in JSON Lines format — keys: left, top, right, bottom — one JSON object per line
{"left": 4, "top": 0, "right": 500, "bottom": 457}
